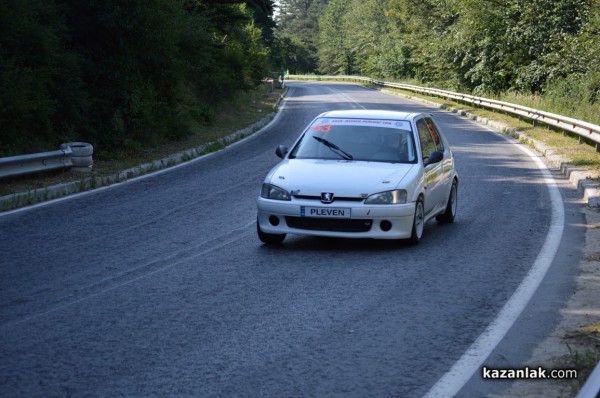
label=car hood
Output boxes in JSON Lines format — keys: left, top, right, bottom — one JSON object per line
{"left": 267, "top": 159, "right": 416, "bottom": 197}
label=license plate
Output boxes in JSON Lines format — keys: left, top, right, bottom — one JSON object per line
{"left": 301, "top": 206, "right": 351, "bottom": 218}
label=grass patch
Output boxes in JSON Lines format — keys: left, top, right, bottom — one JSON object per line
{"left": 0, "top": 86, "right": 283, "bottom": 197}
{"left": 3, "top": 80, "right": 600, "bottom": 197}
{"left": 495, "top": 92, "right": 600, "bottom": 127}
{"left": 562, "top": 323, "right": 600, "bottom": 389}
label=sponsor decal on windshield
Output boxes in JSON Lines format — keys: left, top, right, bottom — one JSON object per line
{"left": 311, "top": 123, "right": 332, "bottom": 133}
{"left": 310, "top": 118, "right": 411, "bottom": 131}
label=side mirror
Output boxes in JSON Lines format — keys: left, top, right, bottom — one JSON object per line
{"left": 275, "top": 144, "right": 288, "bottom": 159}
{"left": 425, "top": 150, "right": 443, "bottom": 166}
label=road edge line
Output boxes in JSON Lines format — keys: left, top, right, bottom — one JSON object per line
{"left": 423, "top": 135, "right": 565, "bottom": 397}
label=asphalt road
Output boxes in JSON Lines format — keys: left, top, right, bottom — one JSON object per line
{"left": 0, "top": 82, "right": 586, "bottom": 397}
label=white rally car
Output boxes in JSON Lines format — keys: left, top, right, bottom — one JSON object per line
{"left": 256, "top": 109, "right": 458, "bottom": 244}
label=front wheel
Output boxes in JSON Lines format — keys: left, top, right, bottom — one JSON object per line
{"left": 436, "top": 179, "right": 457, "bottom": 224}
{"left": 257, "top": 219, "right": 286, "bottom": 244}
{"left": 408, "top": 198, "right": 424, "bottom": 244}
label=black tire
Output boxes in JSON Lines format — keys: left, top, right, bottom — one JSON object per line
{"left": 61, "top": 142, "right": 94, "bottom": 171}
{"left": 257, "top": 219, "right": 286, "bottom": 244}
{"left": 408, "top": 198, "right": 424, "bottom": 244}
{"left": 71, "top": 155, "right": 93, "bottom": 167}
{"left": 436, "top": 179, "right": 457, "bottom": 224}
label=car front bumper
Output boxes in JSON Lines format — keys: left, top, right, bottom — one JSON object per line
{"left": 257, "top": 197, "right": 416, "bottom": 239}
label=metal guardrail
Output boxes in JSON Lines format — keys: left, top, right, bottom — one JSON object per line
{"left": 287, "top": 75, "right": 600, "bottom": 152}
{"left": 3, "top": 76, "right": 597, "bottom": 180}
{"left": 289, "top": 74, "right": 600, "bottom": 394}
{"left": 0, "top": 147, "right": 73, "bottom": 179}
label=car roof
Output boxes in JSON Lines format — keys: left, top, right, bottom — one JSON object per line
{"left": 318, "top": 109, "right": 420, "bottom": 120}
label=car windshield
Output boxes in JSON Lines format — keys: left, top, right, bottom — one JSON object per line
{"left": 289, "top": 117, "right": 418, "bottom": 163}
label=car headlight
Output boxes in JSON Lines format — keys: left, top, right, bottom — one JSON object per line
{"left": 365, "top": 189, "right": 408, "bottom": 204}
{"left": 261, "top": 183, "right": 292, "bottom": 201}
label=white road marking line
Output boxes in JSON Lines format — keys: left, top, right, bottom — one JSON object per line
{"left": 424, "top": 133, "right": 565, "bottom": 397}
{"left": 327, "top": 86, "right": 366, "bottom": 109}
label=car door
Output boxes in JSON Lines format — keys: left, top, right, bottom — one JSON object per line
{"left": 416, "top": 117, "right": 444, "bottom": 216}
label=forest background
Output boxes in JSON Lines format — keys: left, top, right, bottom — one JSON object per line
{"left": 1, "top": 0, "right": 599, "bottom": 159}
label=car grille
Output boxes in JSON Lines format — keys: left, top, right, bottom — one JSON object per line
{"left": 285, "top": 217, "right": 373, "bottom": 233}
{"left": 293, "top": 195, "right": 364, "bottom": 203}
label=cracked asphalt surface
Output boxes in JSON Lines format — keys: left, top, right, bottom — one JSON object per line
{"left": 0, "top": 82, "right": 586, "bottom": 397}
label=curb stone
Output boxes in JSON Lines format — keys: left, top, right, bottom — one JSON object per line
{"left": 457, "top": 108, "right": 600, "bottom": 208}
{"left": 381, "top": 86, "right": 600, "bottom": 397}
{"left": 3, "top": 86, "right": 598, "bottom": 210}
{"left": 0, "top": 91, "right": 286, "bottom": 212}
{"left": 380, "top": 88, "right": 600, "bottom": 208}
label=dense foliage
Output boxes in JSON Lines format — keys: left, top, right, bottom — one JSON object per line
{"left": 272, "top": 0, "right": 329, "bottom": 73}
{"left": 277, "top": 0, "right": 600, "bottom": 105}
{"left": 3, "top": 0, "right": 599, "bottom": 157}
{"left": 0, "top": 0, "right": 274, "bottom": 156}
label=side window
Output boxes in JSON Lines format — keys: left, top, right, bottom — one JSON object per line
{"left": 425, "top": 117, "right": 444, "bottom": 152}
{"left": 416, "top": 119, "right": 436, "bottom": 160}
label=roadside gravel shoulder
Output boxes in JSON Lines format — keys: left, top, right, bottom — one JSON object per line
{"left": 428, "top": 97, "right": 600, "bottom": 397}
{"left": 0, "top": 90, "right": 286, "bottom": 212}
{"left": 490, "top": 206, "right": 600, "bottom": 398}
{"left": 3, "top": 82, "right": 599, "bottom": 395}
{"left": 379, "top": 86, "right": 600, "bottom": 396}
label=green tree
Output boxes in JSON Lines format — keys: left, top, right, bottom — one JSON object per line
{"left": 385, "top": 0, "right": 598, "bottom": 94}
{"left": 342, "top": 0, "right": 389, "bottom": 77}
{"left": 0, "top": 0, "right": 85, "bottom": 154}
{"left": 275, "top": 0, "right": 329, "bottom": 72}
{"left": 60, "top": 0, "right": 195, "bottom": 149}
{"left": 0, "top": 0, "right": 274, "bottom": 156}
{"left": 317, "top": 0, "right": 352, "bottom": 74}
{"left": 271, "top": 36, "right": 313, "bottom": 73}
{"left": 386, "top": 0, "right": 461, "bottom": 85}
{"left": 338, "top": 0, "right": 415, "bottom": 79}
